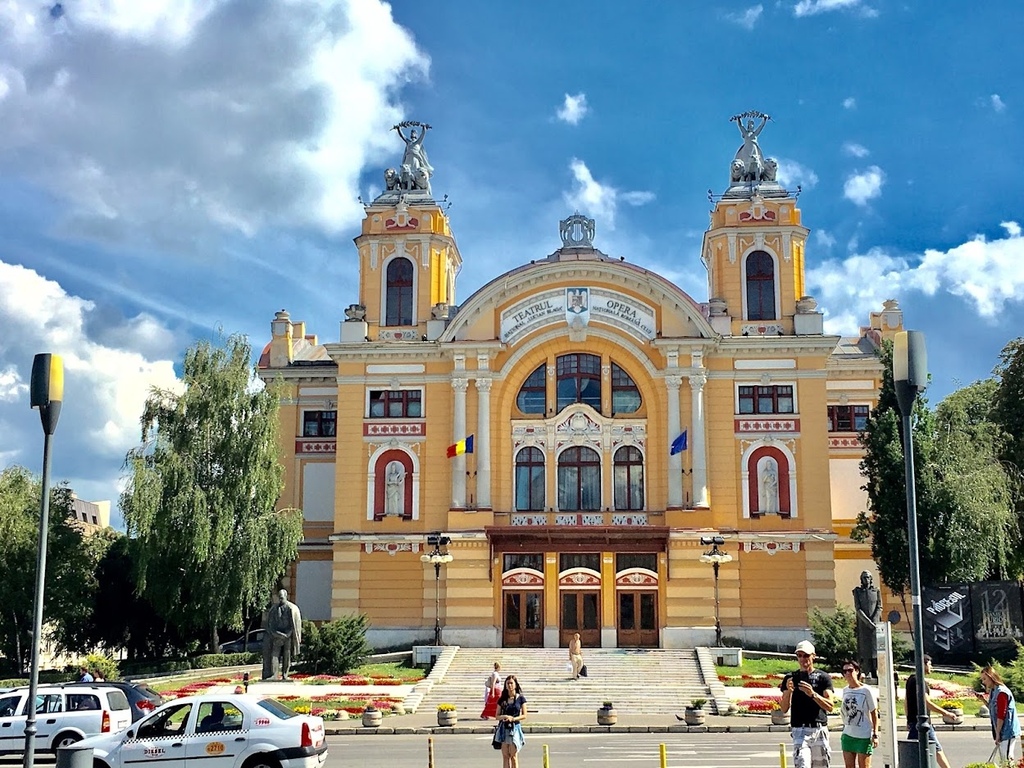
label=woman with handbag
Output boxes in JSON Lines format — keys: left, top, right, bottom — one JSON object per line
{"left": 494, "top": 675, "right": 527, "bottom": 768}
{"left": 481, "top": 662, "right": 502, "bottom": 719}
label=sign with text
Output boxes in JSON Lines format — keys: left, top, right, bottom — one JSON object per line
{"left": 500, "top": 288, "right": 656, "bottom": 344}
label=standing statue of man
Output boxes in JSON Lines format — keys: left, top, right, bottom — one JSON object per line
{"left": 758, "top": 458, "right": 780, "bottom": 514}
{"left": 264, "top": 588, "right": 302, "bottom": 680}
{"left": 259, "top": 590, "right": 280, "bottom": 681}
{"left": 853, "top": 571, "right": 882, "bottom": 678}
{"left": 384, "top": 460, "right": 406, "bottom": 517}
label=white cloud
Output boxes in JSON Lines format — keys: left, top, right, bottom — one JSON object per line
{"left": 843, "top": 166, "right": 885, "bottom": 206}
{"left": 794, "top": 0, "right": 877, "bottom": 17}
{"left": 556, "top": 92, "right": 589, "bottom": 125}
{"left": 0, "top": 0, "right": 429, "bottom": 250}
{"left": 775, "top": 158, "right": 819, "bottom": 189}
{"left": 726, "top": 5, "right": 764, "bottom": 29}
{"left": 808, "top": 222, "right": 1024, "bottom": 335}
{"left": 815, "top": 230, "right": 837, "bottom": 249}
{"left": 843, "top": 142, "right": 870, "bottom": 158}
{"left": 991, "top": 94, "right": 1006, "bottom": 113}
{"left": 843, "top": 97, "right": 857, "bottom": 109}
{"left": 564, "top": 159, "right": 654, "bottom": 229}
{"left": 0, "top": 258, "right": 181, "bottom": 489}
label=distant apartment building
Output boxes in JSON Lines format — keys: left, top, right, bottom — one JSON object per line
{"left": 71, "top": 495, "right": 111, "bottom": 533}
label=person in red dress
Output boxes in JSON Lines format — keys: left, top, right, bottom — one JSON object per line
{"left": 481, "top": 662, "right": 503, "bottom": 719}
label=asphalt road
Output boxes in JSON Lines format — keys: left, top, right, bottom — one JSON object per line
{"left": 325, "top": 730, "right": 997, "bottom": 768}
{"left": 0, "top": 731, "right": 996, "bottom": 767}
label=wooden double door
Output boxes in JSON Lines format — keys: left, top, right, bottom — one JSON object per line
{"left": 559, "top": 591, "right": 601, "bottom": 647}
{"left": 616, "top": 590, "right": 658, "bottom": 647}
{"left": 502, "top": 591, "right": 543, "bottom": 647}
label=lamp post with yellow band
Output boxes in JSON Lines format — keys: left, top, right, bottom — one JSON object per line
{"left": 23, "top": 353, "right": 63, "bottom": 768}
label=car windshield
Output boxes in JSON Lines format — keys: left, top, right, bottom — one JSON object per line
{"left": 257, "top": 698, "right": 298, "bottom": 720}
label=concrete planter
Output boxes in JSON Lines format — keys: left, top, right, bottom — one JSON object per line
{"left": 684, "top": 708, "right": 706, "bottom": 726}
{"left": 771, "top": 709, "right": 790, "bottom": 726}
{"left": 437, "top": 710, "right": 458, "bottom": 727}
{"left": 362, "top": 709, "right": 382, "bottom": 727}
{"left": 597, "top": 707, "right": 617, "bottom": 726}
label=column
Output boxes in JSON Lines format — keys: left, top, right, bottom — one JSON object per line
{"left": 689, "top": 370, "right": 709, "bottom": 508}
{"left": 451, "top": 377, "right": 468, "bottom": 509}
{"left": 666, "top": 375, "right": 683, "bottom": 508}
{"left": 475, "top": 378, "right": 492, "bottom": 510}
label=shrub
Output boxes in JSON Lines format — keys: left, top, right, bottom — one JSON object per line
{"left": 809, "top": 605, "right": 856, "bottom": 670}
{"left": 689, "top": 698, "right": 707, "bottom": 709}
{"left": 300, "top": 615, "right": 372, "bottom": 675}
{"left": 82, "top": 653, "right": 119, "bottom": 682}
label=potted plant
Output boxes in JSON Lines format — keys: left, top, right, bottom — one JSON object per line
{"left": 770, "top": 700, "right": 789, "bottom": 726}
{"left": 361, "top": 704, "right": 382, "bottom": 728}
{"left": 437, "top": 703, "right": 458, "bottom": 727}
{"left": 940, "top": 699, "right": 964, "bottom": 724}
{"left": 597, "top": 701, "right": 617, "bottom": 726}
{"left": 684, "top": 698, "right": 706, "bottom": 726}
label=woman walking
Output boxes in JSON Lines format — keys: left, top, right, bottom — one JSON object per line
{"left": 979, "top": 665, "right": 1020, "bottom": 761}
{"left": 481, "top": 662, "right": 502, "bottom": 719}
{"left": 496, "top": 675, "right": 527, "bottom": 768}
{"left": 839, "top": 660, "right": 878, "bottom": 768}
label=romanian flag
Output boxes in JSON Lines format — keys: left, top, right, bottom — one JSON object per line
{"left": 670, "top": 430, "right": 688, "bottom": 455}
{"left": 446, "top": 435, "right": 474, "bottom": 458}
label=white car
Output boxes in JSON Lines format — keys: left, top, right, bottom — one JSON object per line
{"left": 0, "top": 683, "right": 133, "bottom": 753}
{"left": 80, "top": 692, "right": 327, "bottom": 768}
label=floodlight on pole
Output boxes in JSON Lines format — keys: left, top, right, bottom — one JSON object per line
{"left": 699, "top": 535, "right": 733, "bottom": 647}
{"left": 892, "top": 330, "right": 931, "bottom": 768}
{"left": 23, "top": 354, "right": 64, "bottom": 768}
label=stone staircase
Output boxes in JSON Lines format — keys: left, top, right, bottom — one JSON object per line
{"left": 417, "top": 647, "right": 717, "bottom": 716}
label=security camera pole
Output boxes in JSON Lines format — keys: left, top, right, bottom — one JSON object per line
{"left": 23, "top": 354, "right": 64, "bottom": 768}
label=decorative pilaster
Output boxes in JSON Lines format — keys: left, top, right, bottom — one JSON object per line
{"left": 666, "top": 375, "right": 683, "bottom": 508}
{"left": 451, "top": 377, "right": 468, "bottom": 509}
{"left": 475, "top": 378, "right": 492, "bottom": 510}
{"left": 689, "top": 368, "right": 709, "bottom": 508}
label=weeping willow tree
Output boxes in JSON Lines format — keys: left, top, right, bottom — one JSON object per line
{"left": 122, "top": 334, "right": 303, "bottom": 650}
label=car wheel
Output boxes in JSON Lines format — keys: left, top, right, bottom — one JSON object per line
{"left": 52, "top": 731, "right": 82, "bottom": 750}
{"left": 242, "top": 756, "right": 281, "bottom": 768}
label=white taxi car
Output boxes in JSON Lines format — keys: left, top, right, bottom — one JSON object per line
{"left": 0, "top": 684, "right": 133, "bottom": 753}
{"left": 79, "top": 692, "right": 327, "bottom": 768}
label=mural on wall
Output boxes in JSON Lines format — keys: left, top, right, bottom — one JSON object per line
{"left": 922, "top": 582, "right": 1024, "bottom": 662}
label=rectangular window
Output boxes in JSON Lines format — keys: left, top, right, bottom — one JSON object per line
{"left": 503, "top": 553, "right": 544, "bottom": 572}
{"left": 368, "top": 390, "right": 422, "bottom": 418}
{"left": 738, "top": 385, "right": 794, "bottom": 415}
{"left": 828, "top": 404, "right": 870, "bottom": 432}
{"left": 302, "top": 410, "right": 337, "bottom": 437}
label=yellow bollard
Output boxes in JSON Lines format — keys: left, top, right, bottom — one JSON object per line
{"left": 660, "top": 743, "right": 668, "bottom": 768}
{"left": 779, "top": 742, "right": 787, "bottom": 768}
{"left": 428, "top": 735, "right": 434, "bottom": 768}
{"left": 543, "top": 744, "right": 550, "bottom": 768}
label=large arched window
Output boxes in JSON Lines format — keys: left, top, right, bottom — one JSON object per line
{"left": 556, "top": 354, "right": 601, "bottom": 413}
{"left": 385, "top": 257, "right": 414, "bottom": 326}
{"left": 613, "top": 446, "right": 644, "bottom": 510}
{"left": 516, "top": 364, "right": 546, "bottom": 415}
{"left": 611, "top": 363, "right": 641, "bottom": 415}
{"left": 745, "top": 250, "right": 776, "bottom": 321}
{"left": 514, "top": 447, "right": 546, "bottom": 511}
{"left": 557, "top": 446, "right": 601, "bottom": 511}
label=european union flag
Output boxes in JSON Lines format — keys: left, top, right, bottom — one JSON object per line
{"left": 670, "top": 430, "right": 688, "bottom": 455}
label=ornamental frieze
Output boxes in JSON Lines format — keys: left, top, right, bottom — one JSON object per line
{"left": 829, "top": 436, "right": 863, "bottom": 449}
{"left": 742, "top": 541, "right": 800, "bottom": 555}
{"left": 734, "top": 418, "right": 800, "bottom": 433}
{"left": 502, "top": 568, "right": 544, "bottom": 588}
{"left": 295, "top": 439, "right": 337, "bottom": 455}
{"left": 558, "top": 568, "right": 601, "bottom": 588}
{"left": 610, "top": 513, "right": 649, "bottom": 526}
{"left": 363, "top": 422, "right": 426, "bottom": 437}
{"left": 364, "top": 542, "right": 415, "bottom": 556}
{"left": 511, "top": 514, "right": 548, "bottom": 526}
{"left": 615, "top": 568, "right": 658, "bottom": 588}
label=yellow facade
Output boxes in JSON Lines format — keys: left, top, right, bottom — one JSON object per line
{"left": 257, "top": 128, "right": 905, "bottom": 649}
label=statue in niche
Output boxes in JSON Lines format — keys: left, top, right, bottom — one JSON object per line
{"left": 853, "top": 571, "right": 882, "bottom": 678}
{"left": 384, "top": 460, "right": 406, "bottom": 517}
{"left": 757, "top": 457, "right": 779, "bottom": 514}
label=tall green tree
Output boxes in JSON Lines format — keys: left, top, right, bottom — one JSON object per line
{"left": 928, "top": 380, "right": 1017, "bottom": 581}
{"left": 992, "top": 337, "right": 1024, "bottom": 574}
{"left": 0, "top": 467, "right": 98, "bottom": 669}
{"left": 121, "top": 334, "right": 303, "bottom": 650}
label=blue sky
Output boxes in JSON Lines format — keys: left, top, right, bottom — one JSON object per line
{"left": 1, "top": 0, "right": 1021, "bottom": 525}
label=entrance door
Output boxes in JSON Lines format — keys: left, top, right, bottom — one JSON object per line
{"left": 617, "top": 591, "right": 659, "bottom": 647}
{"left": 503, "top": 591, "right": 543, "bottom": 647}
{"left": 560, "top": 591, "right": 600, "bottom": 647}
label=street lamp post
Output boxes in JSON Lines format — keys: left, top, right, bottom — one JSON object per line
{"left": 420, "top": 534, "right": 453, "bottom": 646}
{"left": 24, "top": 354, "right": 64, "bottom": 768}
{"left": 699, "top": 536, "right": 733, "bottom": 647}
{"left": 893, "top": 330, "right": 930, "bottom": 768}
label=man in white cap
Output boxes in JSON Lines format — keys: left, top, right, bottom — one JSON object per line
{"left": 780, "top": 640, "right": 836, "bottom": 768}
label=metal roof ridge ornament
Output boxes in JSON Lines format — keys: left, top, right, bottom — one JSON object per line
{"left": 559, "top": 211, "right": 596, "bottom": 248}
